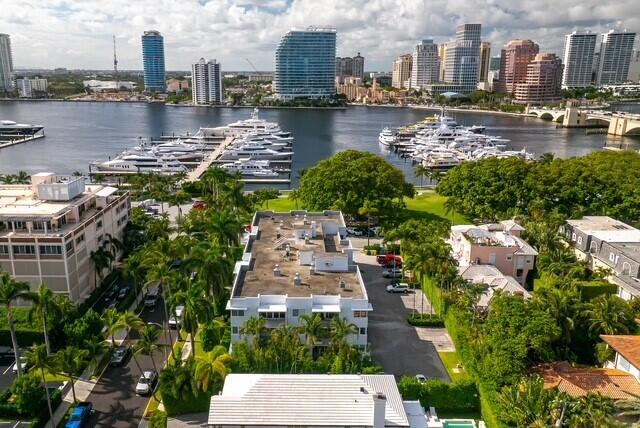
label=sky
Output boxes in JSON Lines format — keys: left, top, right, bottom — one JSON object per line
{"left": 2, "top": 0, "right": 638, "bottom": 72}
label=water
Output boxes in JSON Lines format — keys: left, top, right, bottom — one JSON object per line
{"left": 0, "top": 101, "right": 639, "bottom": 186}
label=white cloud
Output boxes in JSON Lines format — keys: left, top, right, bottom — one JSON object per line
{"left": 0, "top": 0, "right": 637, "bottom": 71}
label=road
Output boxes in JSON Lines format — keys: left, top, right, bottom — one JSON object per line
{"left": 357, "top": 254, "right": 449, "bottom": 381}
{"left": 85, "top": 299, "right": 172, "bottom": 428}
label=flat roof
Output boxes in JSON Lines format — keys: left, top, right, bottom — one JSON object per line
{"left": 235, "top": 211, "right": 363, "bottom": 298}
{"left": 567, "top": 216, "right": 640, "bottom": 242}
{"left": 208, "top": 374, "right": 409, "bottom": 427}
{"left": 609, "top": 242, "right": 640, "bottom": 262}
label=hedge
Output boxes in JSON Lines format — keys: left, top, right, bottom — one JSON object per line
{"left": 0, "top": 329, "right": 45, "bottom": 348}
{"left": 30, "top": 389, "right": 62, "bottom": 428}
{"left": 398, "top": 376, "right": 479, "bottom": 413}
{"left": 478, "top": 382, "right": 504, "bottom": 428}
{"left": 407, "top": 314, "right": 445, "bottom": 327}
{"left": 576, "top": 281, "right": 617, "bottom": 301}
{"left": 162, "top": 389, "right": 212, "bottom": 416}
{"left": 149, "top": 410, "right": 168, "bottom": 428}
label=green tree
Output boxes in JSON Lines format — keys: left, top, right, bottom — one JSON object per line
{"left": 56, "top": 346, "right": 88, "bottom": 402}
{"left": 12, "top": 372, "right": 45, "bottom": 415}
{"left": 329, "top": 317, "right": 358, "bottom": 351}
{"left": 169, "top": 280, "right": 211, "bottom": 355}
{"left": 103, "top": 308, "right": 125, "bottom": 347}
{"left": 90, "top": 247, "right": 112, "bottom": 289}
{"left": 496, "top": 376, "right": 556, "bottom": 426}
{"left": 83, "top": 337, "right": 108, "bottom": 372}
{"left": 194, "top": 345, "right": 232, "bottom": 391}
{"left": 25, "top": 344, "right": 57, "bottom": 428}
{"left": 0, "top": 272, "right": 35, "bottom": 376}
{"left": 240, "top": 316, "right": 265, "bottom": 349}
{"left": 298, "top": 313, "right": 327, "bottom": 353}
{"left": 253, "top": 188, "right": 280, "bottom": 209}
{"left": 186, "top": 241, "right": 233, "bottom": 305}
{"left": 134, "top": 324, "right": 163, "bottom": 374}
{"left": 28, "top": 283, "right": 61, "bottom": 355}
{"left": 586, "top": 294, "right": 637, "bottom": 336}
{"left": 122, "top": 252, "right": 147, "bottom": 298}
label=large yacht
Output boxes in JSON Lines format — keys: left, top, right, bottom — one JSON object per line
{"left": 220, "top": 158, "right": 280, "bottom": 177}
{"left": 0, "top": 120, "right": 45, "bottom": 135}
{"left": 378, "top": 127, "right": 397, "bottom": 146}
{"left": 197, "top": 108, "right": 285, "bottom": 138}
{"left": 220, "top": 143, "right": 294, "bottom": 160}
{"left": 128, "top": 139, "right": 205, "bottom": 161}
{"left": 90, "top": 152, "right": 187, "bottom": 175}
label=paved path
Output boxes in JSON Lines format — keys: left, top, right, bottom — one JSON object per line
{"left": 185, "top": 137, "right": 233, "bottom": 182}
{"left": 355, "top": 253, "right": 449, "bottom": 381}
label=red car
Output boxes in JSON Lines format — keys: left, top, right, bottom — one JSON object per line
{"left": 192, "top": 201, "right": 206, "bottom": 210}
{"left": 376, "top": 253, "right": 402, "bottom": 265}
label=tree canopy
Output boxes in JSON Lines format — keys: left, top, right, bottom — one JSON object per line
{"left": 298, "top": 150, "right": 414, "bottom": 219}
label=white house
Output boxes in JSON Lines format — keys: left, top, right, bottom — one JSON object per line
{"left": 227, "top": 211, "right": 372, "bottom": 350}
{"left": 601, "top": 335, "right": 640, "bottom": 381}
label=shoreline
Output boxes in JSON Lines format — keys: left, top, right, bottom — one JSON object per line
{"left": 408, "top": 105, "right": 530, "bottom": 118}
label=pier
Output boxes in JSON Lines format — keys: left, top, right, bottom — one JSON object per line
{"left": 185, "top": 137, "right": 234, "bottom": 182}
{"left": 0, "top": 133, "right": 46, "bottom": 149}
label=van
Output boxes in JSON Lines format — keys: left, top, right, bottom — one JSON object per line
{"left": 144, "top": 287, "right": 160, "bottom": 307}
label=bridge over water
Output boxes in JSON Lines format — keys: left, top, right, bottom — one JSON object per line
{"left": 526, "top": 106, "right": 640, "bottom": 136}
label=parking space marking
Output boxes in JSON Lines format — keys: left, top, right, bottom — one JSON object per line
{"left": 2, "top": 363, "right": 14, "bottom": 375}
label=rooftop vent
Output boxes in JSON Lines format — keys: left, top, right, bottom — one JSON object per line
{"left": 273, "top": 264, "right": 281, "bottom": 277}
{"left": 279, "top": 220, "right": 284, "bottom": 229}
{"left": 339, "top": 279, "right": 346, "bottom": 289}
{"left": 293, "top": 272, "right": 302, "bottom": 286}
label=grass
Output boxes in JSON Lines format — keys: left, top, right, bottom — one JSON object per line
{"left": 260, "top": 191, "right": 469, "bottom": 225}
{"left": 44, "top": 370, "right": 67, "bottom": 383}
{"left": 438, "top": 351, "right": 469, "bottom": 382}
{"left": 418, "top": 275, "right": 444, "bottom": 315}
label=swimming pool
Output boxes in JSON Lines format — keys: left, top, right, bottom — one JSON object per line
{"left": 443, "top": 420, "right": 476, "bottom": 428}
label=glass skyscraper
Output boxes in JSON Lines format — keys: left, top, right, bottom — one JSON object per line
{"left": 0, "top": 34, "right": 14, "bottom": 94}
{"left": 141, "top": 30, "right": 166, "bottom": 92}
{"left": 444, "top": 24, "right": 482, "bottom": 93}
{"left": 275, "top": 27, "right": 336, "bottom": 100}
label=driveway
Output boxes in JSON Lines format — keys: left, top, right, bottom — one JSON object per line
{"left": 357, "top": 253, "right": 449, "bottom": 381}
{"left": 85, "top": 299, "right": 171, "bottom": 428}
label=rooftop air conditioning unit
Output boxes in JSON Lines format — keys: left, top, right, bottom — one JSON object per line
{"left": 293, "top": 272, "right": 302, "bottom": 286}
{"left": 273, "top": 264, "right": 281, "bottom": 277}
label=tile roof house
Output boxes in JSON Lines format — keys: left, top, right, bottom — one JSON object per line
{"left": 534, "top": 361, "right": 640, "bottom": 400}
{"left": 601, "top": 335, "right": 640, "bottom": 381}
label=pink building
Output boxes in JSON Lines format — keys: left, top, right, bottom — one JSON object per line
{"left": 496, "top": 40, "right": 539, "bottom": 94}
{"left": 449, "top": 220, "right": 538, "bottom": 285}
{"left": 515, "top": 53, "right": 563, "bottom": 105}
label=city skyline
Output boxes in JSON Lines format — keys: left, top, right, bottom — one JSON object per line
{"left": 2, "top": 0, "right": 638, "bottom": 71}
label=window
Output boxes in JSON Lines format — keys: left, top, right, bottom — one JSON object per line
{"left": 506, "top": 254, "right": 513, "bottom": 261}
{"left": 231, "top": 310, "right": 245, "bottom": 317}
{"left": 13, "top": 221, "right": 27, "bottom": 231}
{"left": 259, "top": 312, "right": 285, "bottom": 319}
{"left": 75, "top": 234, "right": 85, "bottom": 245}
{"left": 231, "top": 326, "right": 239, "bottom": 334}
{"left": 12, "top": 245, "right": 35, "bottom": 255}
{"left": 622, "top": 262, "right": 632, "bottom": 276}
{"left": 609, "top": 252, "right": 616, "bottom": 262}
{"left": 96, "top": 220, "right": 103, "bottom": 229}
{"left": 65, "top": 241, "right": 74, "bottom": 255}
{"left": 39, "top": 245, "right": 62, "bottom": 255}
{"left": 0, "top": 245, "right": 9, "bottom": 255}
{"left": 353, "top": 311, "right": 368, "bottom": 318}
{"left": 577, "top": 236, "right": 583, "bottom": 245}
{"left": 359, "top": 328, "right": 367, "bottom": 335}
{"left": 572, "top": 233, "right": 577, "bottom": 241}
{"left": 516, "top": 269, "right": 523, "bottom": 277}
{"left": 526, "top": 258, "right": 532, "bottom": 264}
{"left": 292, "top": 309, "right": 302, "bottom": 317}
{"left": 33, "top": 221, "right": 51, "bottom": 231}
{"left": 590, "top": 242, "right": 598, "bottom": 254}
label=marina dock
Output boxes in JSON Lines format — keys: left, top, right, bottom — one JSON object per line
{"left": 0, "top": 133, "right": 46, "bottom": 149}
{"left": 185, "top": 137, "right": 235, "bottom": 182}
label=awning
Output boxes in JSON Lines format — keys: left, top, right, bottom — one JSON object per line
{"left": 226, "top": 301, "right": 247, "bottom": 311}
{"left": 312, "top": 304, "right": 340, "bottom": 313}
{"left": 258, "top": 304, "right": 287, "bottom": 312}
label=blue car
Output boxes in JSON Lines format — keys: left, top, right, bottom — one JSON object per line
{"left": 65, "top": 402, "right": 92, "bottom": 428}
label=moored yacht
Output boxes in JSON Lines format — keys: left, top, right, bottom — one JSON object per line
{"left": 0, "top": 120, "right": 45, "bottom": 135}
{"left": 378, "top": 127, "right": 397, "bottom": 146}
{"left": 220, "top": 158, "right": 280, "bottom": 177}
{"left": 90, "top": 152, "right": 187, "bottom": 174}
{"left": 220, "top": 143, "right": 294, "bottom": 160}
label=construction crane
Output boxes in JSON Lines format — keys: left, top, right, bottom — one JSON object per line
{"left": 113, "top": 35, "right": 118, "bottom": 75}
{"left": 245, "top": 58, "right": 259, "bottom": 73}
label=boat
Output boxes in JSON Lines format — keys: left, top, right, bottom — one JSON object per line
{"left": 220, "top": 143, "right": 294, "bottom": 160}
{"left": 220, "top": 158, "right": 280, "bottom": 177}
{"left": 197, "top": 108, "right": 284, "bottom": 138}
{"left": 378, "top": 127, "right": 397, "bottom": 146}
{"left": 128, "top": 139, "right": 205, "bottom": 161}
{"left": 90, "top": 152, "right": 187, "bottom": 174}
{"left": 0, "top": 120, "right": 45, "bottom": 136}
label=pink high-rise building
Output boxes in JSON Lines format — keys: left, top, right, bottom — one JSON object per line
{"left": 496, "top": 39, "right": 539, "bottom": 94}
{"left": 515, "top": 53, "right": 563, "bottom": 105}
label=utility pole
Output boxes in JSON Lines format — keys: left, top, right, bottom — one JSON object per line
{"left": 113, "top": 35, "right": 119, "bottom": 90}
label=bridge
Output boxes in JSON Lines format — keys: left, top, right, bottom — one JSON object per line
{"left": 526, "top": 106, "right": 640, "bottom": 136}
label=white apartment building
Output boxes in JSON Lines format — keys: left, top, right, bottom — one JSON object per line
{"left": 410, "top": 40, "right": 440, "bottom": 89}
{"left": 597, "top": 30, "right": 636, "bottom": 85}
{"left": 191, "top": 58, "right": 223, "bottom": 105}
{"left": 562, "top": 31, "right": 597, "bottom": 89}
{"left": 17, "top": 77, "right": 48, "bottom": 98}
{"left": 227, "top": 211, "right": 372, "bottom": 350}
{"left": 0, "top": 173, "right": 130, "bottom": 303}
{"left": 0, "top": 34, "right": 13, "bottom": 94}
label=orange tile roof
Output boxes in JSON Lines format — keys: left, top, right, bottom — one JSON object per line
{"left": 601, "top": 335, "right": 640, "bottom": 369}
{"left": 533, "top": 361, "right": 640, "bottom": 400}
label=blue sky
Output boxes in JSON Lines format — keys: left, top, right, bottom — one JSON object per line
{"left": 1, "top": 0, "right": 637, "bottom": 71}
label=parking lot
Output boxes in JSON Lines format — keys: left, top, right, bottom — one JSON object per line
{"left": 0, "top": 352, "right": 17, "bottom": 391}
{"left": 356, "top": 253, "right": 449, "bottom": 381}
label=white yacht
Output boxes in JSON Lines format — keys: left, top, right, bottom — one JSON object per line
{"left": 0, "top": 120, "right": 44, "bottom": 135}
{"left": 220, "top": 159, "right": 279, "bottom": 177}
{"left": 198, "top": 108, "right": 283, "bottom": 137}
{"left": 378, "top": 127, "right": 397, "bottom": 146}
{"left": 91, "top": 152, "right": 187, "bottom": 174}
{"left": 220, "top": 143, "right": 294, "bottom": 160}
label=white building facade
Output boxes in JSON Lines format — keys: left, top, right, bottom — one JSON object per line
{"left": 410, "top": 40, "right": 440, "bottom": 89}
{"left": 192, "top": 58, "right": 223, "bottom": 105}
{"left": 597, "top": 30, "right": 636, "bottom": 85}
{"left": 227, "top": 211, "right": 372, "bottom": 350}
{"left": 0, "top": 34, "right": 13, "bottom": 94}
{"left": 562, "top": 31, "right": 597, "bottom": 88}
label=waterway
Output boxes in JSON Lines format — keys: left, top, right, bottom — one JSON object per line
{"left": 0, "top": 101, "right": 638, "bottom": 186}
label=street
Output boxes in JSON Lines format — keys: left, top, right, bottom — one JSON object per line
{"left": 357, "top": 253, "right": 449, "bottom": 381}
{"left": 86, "top": 298, "right": 171, "bottom": 428}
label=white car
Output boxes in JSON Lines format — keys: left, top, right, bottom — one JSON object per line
{"left": 135, "top": 370, "right": 158, "bottom": 395}
{"left": 11, "top": 358, "right": 28, "bottom": 374}
{"left": 382, "top": 268, "right": 403, "bottom": 278}
{"left": 168, "top": 305, "right": 184, "bottom": 329}
{"left": 346, "top": 228, "right": 363, "bottom": 236}
{"left": 386, "top": 283, "right": 410, "bottom": 293}
{"left": 415, "top": 374, "right": 427, "bottom": 383}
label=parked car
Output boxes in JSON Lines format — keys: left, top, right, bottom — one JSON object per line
{"left": 386, "top": 283, "right": 410, "bottom": 293}
{"left": 370, "top": 226, "right": 383, "bottom": 236}
{"left": 192, "top": 200, "right": 206, "bottom": 210}
{"left": 118, "top": 285, "right": 131, "bottom": 300}
{"left": 144, "top": 288, "right": 160, "bottom": 307}
{"left": 382, "top": 268, "right": 403, "bottom": 278}
{"left": 105, "top": 300, "right": 118, "bottom": 310}
{"left": 11, "top": 358, "right": 28, "bottom": 374}
{"left": 65, "top": 402, "right": 93, "bottom": 428}
{"left": 168, "top": 305, "right": 185, "bottom": 329}
{"left": 382, "top": 261, "right": 403, "bottom": 269}
{"left": 135, "top": 369, "right": 158, "bottom": 395}
{"left": 109, "top": 345, "right": 132, "bottom": 367}
{"left": 376, "top": 254, "right": 402, "bottom": 265}
{"left": 346, "top": 228, "right": 363, "bottom": 236}
{"left": 415, "top": 374, "right": 427, "bottom": 383}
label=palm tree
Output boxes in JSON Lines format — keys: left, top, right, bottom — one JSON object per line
{"left": 533, "top": 287, "right": 579, "bottom": 347}
{"left": 119, "top": 311, "right": 144, "bottom": 341}
{"left": 83, "top": 337, "right": 108, "bottom": 372}
{"left": 28, "top": 283, "right": 61, "bottom": 355}
{"left": 414, "top": 164, "right": 429, "bottom": 187}
{"left": 201, "top": 168, "right": 230, "bottom": 203}
{"left": 90, "top": 248, "right": 112, "bottom": 290}
{"left": 134, "top": 325, "right": 163, "bottom": 374}
{"left": 146, "top": 264, "right": 177, "bottom": 355}
{"left": 358, "top": 200, "right": 379, "bottom": 248}
{"left": 288, "top": 189, "right": 300, "bottom": 209}
{"left": 586, "top": 294, "right": 635, "bottom": 336}
{"left": 103, "top": 234, "right": 124, "bottom": 270}
{"left": 169, "top": 281, "right": 211, "bottom": 355}
{"left": 158, "top": 360, "right": 196, "bottom": 402}
{"left": 0, "top": 272, "right": 35, "bottom": 376}
{"left": 103, "top": 308, "right": 124, "bottom": 347}
{"left": 240, "top": 316, "right": 265, "bottom": 349}
{"left": 298, "top": 313, "right": 327, "bottom": 353}
{"left": 25, "top": 344, "right": 56, "bottom": 428}
{"left": 616, "top": 397, "right": 640, "bottom": 418}
{"left": 206, "top": 210, "right": 242, "bottom": 247}
{"left": 194, "top": 345, "right": 232, "bottom": 392}
{"left": 186, "top": 242, "right": 233, "bottom": 305}
{"left": 329, "top": 317, "right": 358, "bottom": 350}
{"left": 13, "top": 171, "right": 31, "bottom": 184}
{"left": 122, "top": 253, "right": 146, "bottom": 299}
{"left": 56, "top": 346, "right": 89, "bottom": 403}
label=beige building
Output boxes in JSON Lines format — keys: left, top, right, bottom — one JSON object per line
{"left": 392, "top": 54, "right": 412, "bottom": 89}
{"left": 166, "top": 78, "right": 191, "bottom": 92}
{"left": 0, "top": 173, "right": 130, "bottom": 303}
{"left": 449, "top": 220, "right": 538, "bottom": 285}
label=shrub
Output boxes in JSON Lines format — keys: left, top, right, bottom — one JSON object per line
{"left": 576, "top": 281, "right": 617, "bottom": 301}
{"left": 149, "top": 410, "right": 168, "bottom": 428}
{"left": 30, "top": 389, "right": 62, "bottom": 428}
{"left": 12, "top": 373, "right": 44, "bottom": 415}
{"left": 397, "top": 376, "right": 479, "bottom": 413}
{"left": 407, "top": 314, "right": 445, "bottom": 327}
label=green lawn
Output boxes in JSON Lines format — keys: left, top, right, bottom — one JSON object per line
{"left": 438, "top": 351, "right": 469, "bottom": 382}
{"left": 260, "top": 191, "right": 469, "bottom": 225}
{"left": 419, "top": 275, "right": 444, "bottom": 315}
